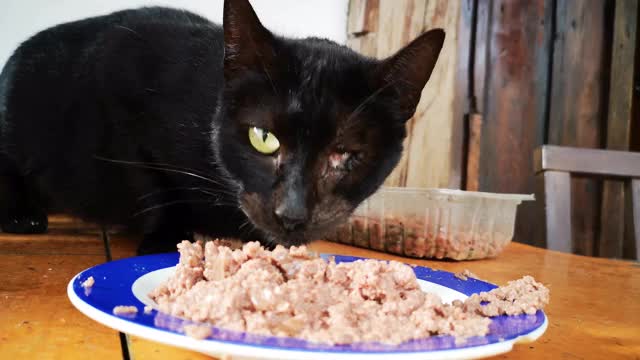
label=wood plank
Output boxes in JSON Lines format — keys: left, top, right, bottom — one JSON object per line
{"left": 401, "top": 0, "right": 461, "bottom": 189}
{"left": 0, "top": 230, "right": 105, "bottom": 256}
{"left": 632, "top": 179, "right": 640, "bottom": 260}
{"left": 448, "top": 0, "right": 475, "bottom": 189}
{"left": 477, "top": 0, "right": 553, "bottom": 247}
{"left": 604, "top": 0, "right": 638, "bottom": 150}
{"left": 473, "top": 0, "right": 491, "bottom": 115}
{"left": 0, "top": 214, "right": 107, "bottom": 256}
{"left": 375, "top": 0, "right": 427, "bottom": 187}
{"left": 465, "top": 113, "right": 482, "bottom": 191}
{"left": 548, "top": 0, "right": 608, "bottom": 147}
{"left": 600, "top": 180, "right": 626, "bottom": 257}
{"left": 461, "top": 0, "right": 488, "bottom": 193}
{"left": 534, "top": 145, "right": 640, "bottom": 177}
{"left": 403, "top": 0, "right": 461, "bottom": 188}
{"left": 0, "top": 254, "right": 122, "bottom": 359}
{"left": 629, "top": 0, "right": 640, "bottom": 260}
{"left": 128, "top": 336, "right": 214, "bottom": 360}
{"left": 633, "top": 7, "right": 640, "bottom": 155}
{"left": 548, "top": 0, "right": 609, "bottom": 257}
{"left": 542, "top": 171, "right": 573, "bottom": 253}
{"left": 346, "top": 0, "right": 379, "bottom": 56}
{"left": 0, "top": 214, "right": 130, "bottom": 256}
{"left": 347, "top": 0, "right": 379, "bottom": 35}
{"left": 600, "top": 0, "right": 638, "bottom": 259}
{"left": 346, "top": 0, "right": 462, "bottom": 189}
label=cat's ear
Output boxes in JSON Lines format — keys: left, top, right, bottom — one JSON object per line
{"left": 223, "top": 0, "right": 276, "bottom": 81}
{"left": 375, "top": 29, "right": 445, "bottom": 120}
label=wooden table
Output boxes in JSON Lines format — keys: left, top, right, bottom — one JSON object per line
{"left": 1, "top": 216, "right": 639, "bottom": 359}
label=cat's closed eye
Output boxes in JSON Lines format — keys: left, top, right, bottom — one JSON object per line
{"left": 248, "top": 127, "right": 280, "bottom": 155}
{"left": 327, "top": 149, "right": 363, "bottom": 175}
{"left": 329, "top": 151, "right": 351, "bottom": 170}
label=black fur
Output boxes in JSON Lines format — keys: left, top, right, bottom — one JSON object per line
{"left": 0, "top": 0, "right": 444, "bottom": 253}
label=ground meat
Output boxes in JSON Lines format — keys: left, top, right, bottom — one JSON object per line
{"left": 148, "top": 241, "right": 205, "bottom": 301}
{"left": 329, "top": 215, "right": 512, "bottom": 260}
{"left": 81, "top": 276, "right": 95, "bottom": 289}
{"left": 465, "top": 276, "right": 550, "bottom": 316}
{"left": 113, "top": 306, "right": 138, "bottom": 315}
{"left": 183, "top": 324, "right": 213, "bottom": 340}
{"left": 194, "top": 233, "right": 242, "bottom": 249}
{"left": 455, "top": 269, "right": 483, "bottom": 281}
{"left": 149, "top": 241, "right": 549, "bottom": 345}
{"left": 144, "top": 305, "right": 153, "bottom": 314}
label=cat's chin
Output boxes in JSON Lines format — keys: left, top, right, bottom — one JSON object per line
{"left": 242, "top": 217, "right": 328, "bottom": 248}
{"left": 272, "top": 236, "right": 312, "bottom": 248}
{"left": 250, "top": 226, "right": 316, "bottom": 248}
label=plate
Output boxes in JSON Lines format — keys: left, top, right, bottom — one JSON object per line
{"left": 67, "top": 253, "right": 548, "bottom": 360}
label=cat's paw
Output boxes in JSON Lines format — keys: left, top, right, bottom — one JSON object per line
{"left": 0, "top": 212, "right": 48, "bottom": 234}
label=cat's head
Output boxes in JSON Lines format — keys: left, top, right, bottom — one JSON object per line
{"left": 213, "top": 0, "right": 444, "bottom": 246}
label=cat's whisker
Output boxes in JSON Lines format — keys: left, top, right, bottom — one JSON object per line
{"left": 137, "top": 187, "right": 215, "bottom": 201}
{"left": 115, "top": 25, "right": 144, "bottom": 40}
{"left": 345, "top": 82, "right": 395, "bottom": 124}
{"left": 259, "top": 57, "right": 278, "bottom": 97}
{"left": 239, "top": 219, "right": 252, "bottom": 231}
{"left": 137, "top": 186, "right": 237, "bottom": 202}
{"left": 132, "top": 199, "right": 212, "bottom": 217}
{"left": 94, "top": 156, "right": 228, "bottom": 187}
{"left": 210, "top": 199, "right": 240, "bottom": 207}
{"left": 93, "top": 155, "right": 221, "bottom": 177}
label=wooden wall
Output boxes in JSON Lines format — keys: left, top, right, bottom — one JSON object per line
{"left": 548, "top": 1, "right": 611, "bottom": 256}
{"left": 347, "top": 0, "right": 465, "bottom": 188}
{"left": 346, "top": 0, "right": 639, "bottom": 259}
{"left": 474, "top": 0, "right": 554, "bottom": 249}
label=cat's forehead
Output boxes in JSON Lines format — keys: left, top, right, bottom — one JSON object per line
{"left": 284, "top": 39, "right": 374, "bottom": 112}
{"left": 290, "top": 39, "right": 370, "bottom": 80}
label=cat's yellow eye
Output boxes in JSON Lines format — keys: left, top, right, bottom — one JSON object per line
{"left": 248, "top": 127, "right": 280, "bottom": 154}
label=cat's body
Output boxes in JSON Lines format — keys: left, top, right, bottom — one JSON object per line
{"left": 0, "top": 7, "right": 249, "bottom": 250}
{"left": 0, "top": 0, "right": 444, "bottom": 253}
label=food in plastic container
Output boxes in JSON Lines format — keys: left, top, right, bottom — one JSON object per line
{"left": 326, "top": 187, "right": 534, "bottom": 260}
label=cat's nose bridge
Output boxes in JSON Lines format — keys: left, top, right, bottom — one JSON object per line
{"left": 274, "top": 163, "right": 309, "bottom": 231}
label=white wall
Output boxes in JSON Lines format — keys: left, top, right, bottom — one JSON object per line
{"left": 0, "top": 0, "right": 349, "bottom": 67}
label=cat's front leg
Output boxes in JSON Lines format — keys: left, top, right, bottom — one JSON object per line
{"left": 0, "top": 157, "right": 48, "bottom": 234}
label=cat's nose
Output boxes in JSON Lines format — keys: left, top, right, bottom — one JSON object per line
{"left": 274, "top": 204, "right": 308, "bottom": 232}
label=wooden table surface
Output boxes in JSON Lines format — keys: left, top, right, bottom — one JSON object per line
{"left": 1, "top": 216, "right": 639, "bottom": 360}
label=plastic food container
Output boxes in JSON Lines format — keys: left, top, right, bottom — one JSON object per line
{"left": 326, "top": 187, "right": 534, "bottom": 260}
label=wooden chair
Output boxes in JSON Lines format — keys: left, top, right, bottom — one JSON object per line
{"left": 534, "top": 145, "right": 640, "bottom": 259}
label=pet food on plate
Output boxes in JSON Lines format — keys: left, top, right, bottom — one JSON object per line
{"left": 183, "top": 324, "right": 213, "bottom": 340}
{"left": 81, "top": 276, "right": 95, "bottom": 289}
{"left": 455, "top": 269, "right": 483, "bottom": 281}
{"left": 326, "top": 187, "right": 534, "bottom": 260}
{"left": 149, "top": 240, "right": 549, "bottom": 345}
{"left": 113, "top": 305, "right": 138, "bottom": 315}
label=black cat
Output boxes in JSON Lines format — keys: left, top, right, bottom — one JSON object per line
{"left": 0, "top": 0, "right": 444, "bottom": 254}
